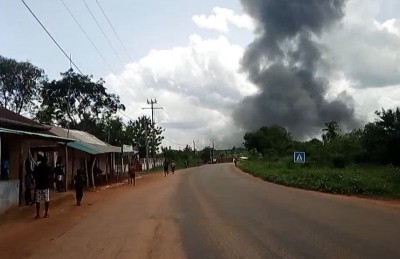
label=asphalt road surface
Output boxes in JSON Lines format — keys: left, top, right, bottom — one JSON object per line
{"left": 1, "top": 164, "right": 400, "bottom": 259}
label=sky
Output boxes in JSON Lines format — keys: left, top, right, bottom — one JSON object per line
{"left": 1, "top": 0, "right": 400, "bottom": 150}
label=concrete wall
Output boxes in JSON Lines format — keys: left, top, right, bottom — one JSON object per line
{"left": 0, "top": 180, "right": 19, "bottom": 214}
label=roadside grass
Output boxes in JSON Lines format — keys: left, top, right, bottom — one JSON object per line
{"left": 239, "top": 160, "right": 400, "bottom": 198}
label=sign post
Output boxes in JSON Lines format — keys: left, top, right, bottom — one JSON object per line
{"left": 293, "top": 152, "right": 306, "bottom": 164}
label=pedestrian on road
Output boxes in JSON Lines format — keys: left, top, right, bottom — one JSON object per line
{"left": 163, "top": 159, "right": 169, "bottom": 177}
{"left": 74, "top": 169, "right": 85, "bottom": 206}
{"left": 129, "top": 161, "right": 136, "bottom": 185}
{"left": 33, "top": 155, "right": 51, "bottom": 219}
{"left": 171, "top": 160, "right": 176, "bottom": 174}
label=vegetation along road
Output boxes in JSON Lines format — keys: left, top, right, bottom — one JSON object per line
{"left": 1, "top": 164, "right": 400, "bottom": 259}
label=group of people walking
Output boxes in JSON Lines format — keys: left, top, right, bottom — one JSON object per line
{"left": 163, "top": 159, "right": 176, "bottom": 177}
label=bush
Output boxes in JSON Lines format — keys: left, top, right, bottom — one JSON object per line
{"left": 238, "top": 160, "right": 400, "bottom": 198}
{"left": 332, "top": 155, "right": 346, "bottom": 168}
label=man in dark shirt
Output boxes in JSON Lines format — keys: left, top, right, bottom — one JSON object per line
{"left": 33, "top": 155, "right": 51, "bottom": 219}
{"left": 74, "top": 169, "right": 85, "bottom": 206}
{"left": 163, "top": 159, "right": 169, "bottom": 177}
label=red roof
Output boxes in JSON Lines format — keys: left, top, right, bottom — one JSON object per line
{"left": 0, "top": 107, "right": 48, "bottom": 130}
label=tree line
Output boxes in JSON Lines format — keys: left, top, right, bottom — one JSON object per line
{"left": 0, "top": 55, "right": 163, "bottom": 157}
{"left": 243, "top": 108, "right": 400, "bottom": 167}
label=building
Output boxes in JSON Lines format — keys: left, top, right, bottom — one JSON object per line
{"left": 0, "top": 108, "right": 72, "bottom": 213}
{"left": 48, "top": 127, "right": 125, "bottom": 188}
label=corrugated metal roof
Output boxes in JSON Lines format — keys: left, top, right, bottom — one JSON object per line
{"left": 0, "top": 107, "right": 47, "bottom": 129}
{"left": 0, "top": 127, "right": 73, "bottom": 142}
{"left": 67, "top": 142, "right": 120, "bottom": 155}
{"left": 122, "top": 145, "right": 139, "bottom": 154}
{"left": 49, "top": 127, "right": 109, "bottom": 146}
{"left": 50, "top": 126, "right": 123, "bottom": 154}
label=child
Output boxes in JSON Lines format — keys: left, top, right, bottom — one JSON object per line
{"left": 74, "top": 169, "right": 85, "bottom": 206}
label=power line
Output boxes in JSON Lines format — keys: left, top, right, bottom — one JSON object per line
{"left": 21, "top": 0, "right": 84, "bottom": 74}
{"left": 59, "top": 0, "right": 116, "bottom": 74}
{"left": 118, "top": 110, "right": 134, "bottom": 121}
{"left": 81, "top": 0, "right": 124, "bottom": 66}
{"left": 164, "top": 137, "right": 186, "bottom": 147}
{"left": 94, "top": 0, "right": 133, "bottom": 63}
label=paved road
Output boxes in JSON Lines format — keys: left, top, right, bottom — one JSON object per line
{"left": 3, "top": 164, "right": 400, "bottom": 258}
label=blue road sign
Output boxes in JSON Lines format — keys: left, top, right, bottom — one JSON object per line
{"left": 293, "top": 152, "right": 306, "bottom": 163}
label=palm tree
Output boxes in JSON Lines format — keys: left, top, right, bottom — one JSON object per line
{"left": 322, "top": 121, "right": 340, "bottom": 143}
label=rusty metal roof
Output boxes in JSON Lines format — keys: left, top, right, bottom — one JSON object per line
{"left": 0, "top": 107, "right": 49, "bottom": 130}
{"left": 0, "top": 127, "right": 73, "bottom": 142}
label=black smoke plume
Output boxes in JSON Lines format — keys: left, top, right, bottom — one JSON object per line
{"left": 234, "top": 0, "right": 358, "bottom": 139}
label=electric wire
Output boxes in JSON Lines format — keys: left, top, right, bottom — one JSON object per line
{"left": 94, "top": 0, "right": 133, "bottom": 63}
{"left": 164, "top": 137, "right": 186, "bottom": 147}
{"left": 81, "top": 0, "right": 125, "bottom": 66}
{"left": 21, "top": 0, "right": 84, "bottom": 74}
{"left": 59, "top": 0, "right": 116, "bottom": 74}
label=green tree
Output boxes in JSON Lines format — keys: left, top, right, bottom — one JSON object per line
{"left": 125, "top": 116, "right": 164, "bottom": 158}
{"left": 0, "top": 55, "right": 46, "bottom": 114}
{"left": 183, "top": 144, "right": 192, "bottom": 160}
{"left": 243, "top": 125, "right": 292, "bottom": 157}
{"left": 85, "top": 116, "right": 126, "bottom": 146}
{"left": 200, "top": 146, "right": 213, "bottom": 163}
{"left": 363, "top": 108, "right": 400, "bottom": 165}
{"left": 322, "top": 121, "right": 341, "bottom": 143}
{"left": 36, "top": 69, "right": 125, "bottom": 131}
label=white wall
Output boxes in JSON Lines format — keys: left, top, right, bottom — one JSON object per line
{"left": 0, "top": 180, "right": 19, "bottom": 214}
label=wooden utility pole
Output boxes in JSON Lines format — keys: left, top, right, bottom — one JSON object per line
{"left": 65, "top": 143, "right": 69, "bottom": 191}
{"left": 145, "top": 123, "right": 149, "bottom": 172}
{"left": 142, "top": 99, "right": 163, "bottom": 168}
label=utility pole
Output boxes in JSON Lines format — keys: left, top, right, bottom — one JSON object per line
{"left": 142, "top": 99, "right": 163, "bottom": 168}
{"left": 142, "top": 99, "right": 163, "bottom": 126}
{"left": 193, "top": 140, "right": 196, "bottom": 156}
{"left": 145, "top": 122, "right": 149, "bottom": 172}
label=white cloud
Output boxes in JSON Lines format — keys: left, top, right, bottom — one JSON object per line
{"left": 192, "top": 7, "right": 255, "bottom": 33}
{"left": 105, "top": 34, "right": 257, "bottom": 149}
{"left": 321, "top": 0, "right": 400, "bottom": 88}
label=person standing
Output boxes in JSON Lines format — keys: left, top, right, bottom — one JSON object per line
{"left": 74, "top": 169, "right": 85, "bottom": 206}
{"left": 129, "top": 161, "right": 136, "bottom": 185}
{"left": 33, "top": 156, "right": 51, "bottom": 219}
{"left": 171, "top": 160, "right": 176, "bottom": 174}
{"left": 163, "top": 159, "right": 169, "bottom": 177}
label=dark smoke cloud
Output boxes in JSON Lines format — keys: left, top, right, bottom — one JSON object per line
{"left": 234, "top": 0, "right": 359, "bottom": 139}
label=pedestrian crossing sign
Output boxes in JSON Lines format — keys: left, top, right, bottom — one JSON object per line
{"left": 294, "top": 152, "right": 306, "bottom": 163}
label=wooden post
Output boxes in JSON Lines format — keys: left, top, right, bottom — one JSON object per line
{"left": 105, "top": 153, "right": 109, "bottom": 182}
{"left": 85, "top": 158, "right": 89, "bottom": 187}
{"left": 64, "top": 143, "right": 69, "bottom": 191}
{"left": 91, "top": 156, "right": 96, "bottom": 188}
{"left": 19, "top": 142, "right": 23, "bottom": 206}
{"left": 71, "top": 149, "right": 75, "bottom": 183}
{"left": 121, "top": 145, "right": 124, "bottom": 182}
{"left": 0, "top": 137, "right": 2, "bottom": 181}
